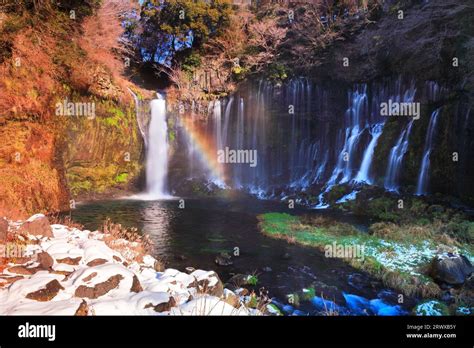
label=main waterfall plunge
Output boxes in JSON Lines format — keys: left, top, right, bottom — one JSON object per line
{"left": 144, "top": 95, "right": 170, "bottom": 199}
{"left": 139, "top": 78, "right": 462, "bottom": 205}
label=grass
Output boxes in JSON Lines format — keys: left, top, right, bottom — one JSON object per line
{"left": 258, "top": 213, "right": 473, "bottom": 299}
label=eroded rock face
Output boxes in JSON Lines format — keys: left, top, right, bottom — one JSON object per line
{"left": 19, "top": 215, "right": 52, "bottom": 238}
{"left": 25, "top": 279, "right": 64, "bottom": 301}
{"left": 75, "top": 274, "right": 124, "bottom": 299}
{"left": 429, "top": 253, "right": 473, "bottom": 285}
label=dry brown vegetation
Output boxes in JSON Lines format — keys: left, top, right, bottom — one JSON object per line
{"left": 101, "top": 218, "right": 156, "bottom": 264}
{"left": 0, "top": 0, "right": 150, "bottom": 218}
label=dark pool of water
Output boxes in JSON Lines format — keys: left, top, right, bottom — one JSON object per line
{"left": 71, "top": 196, "right": 415, "bottom": 315}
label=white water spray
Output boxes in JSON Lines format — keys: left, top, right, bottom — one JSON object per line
{"left": 145, "top": 95, "right": 169, "bottom": 198}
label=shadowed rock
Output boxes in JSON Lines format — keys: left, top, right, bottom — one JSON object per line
{"left": 429, "top": 253, "right": 473, "bottom": 285}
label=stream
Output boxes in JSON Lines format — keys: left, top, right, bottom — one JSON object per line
{"left": 71, "top": 196, "right": 417, "bottom": 315}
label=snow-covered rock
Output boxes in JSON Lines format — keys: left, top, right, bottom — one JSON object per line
{"left": 0, "top": 215, "right": 259, "bottom": 316}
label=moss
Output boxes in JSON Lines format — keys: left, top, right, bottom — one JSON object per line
{"left": 258, "top": 213, "right": 447, "bottom": 299}
{"left": 114, "top": 173, "right": 129, "bottom": 183}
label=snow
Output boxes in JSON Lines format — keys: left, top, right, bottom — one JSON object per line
{"left": 0, "top": 215, "right": 259, "bottom": 316}
{"left": 170, "top": 295, "right": 251, "bottom": 316}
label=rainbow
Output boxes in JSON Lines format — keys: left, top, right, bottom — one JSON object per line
{"left": 180, "top": 117, "right": 227, "bottom": 185}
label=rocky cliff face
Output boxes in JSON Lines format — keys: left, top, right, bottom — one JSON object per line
{"left": 307, "top": 0, "right": 474, "bottom": 203}
{"left": 0, "top": 2, "right": 146, "bottom": 217}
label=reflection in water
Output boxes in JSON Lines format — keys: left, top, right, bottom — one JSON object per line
{"left": 72, "top": 197, "right": 414, "bottom": 315}
{"left": 141, "top": 201, "right": 173, "bottom": 258}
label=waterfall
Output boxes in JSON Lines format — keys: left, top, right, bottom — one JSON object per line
{"left": 384, "top": 120, "right": 414, "bottom": 191}
{"left": 354, "top": 123, "right": 384, "bottom": 184}
{"left": 172, "top": 78, "right": 451, "bottom": 203}
{"left": 416, "top": 108, "right": 441, "bottom": 195}
{"left": 145, "top": 95, "right": 169, "bottom": 198}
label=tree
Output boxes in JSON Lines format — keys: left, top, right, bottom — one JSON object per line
{"left": 137, "top": 0, "right": 233, "bottom": 67}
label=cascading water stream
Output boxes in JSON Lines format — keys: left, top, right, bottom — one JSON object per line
{"left": 354, "top": 123, "right": 384, "bottom": 184}
{"left": 145, "top": 94, "right": 170, "bottom": 198}
{"left": 416, "top": 108, "right": 441, "bottom": 195}
{"left": 173, "top": 78, "right": 449, "bottom": 205}
{"left": 384, "top": 120, "right": 414, "bottom": 192}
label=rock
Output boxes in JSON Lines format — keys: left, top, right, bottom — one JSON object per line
{"left": 130, "top": 275, "right": 143, "bottom": 293}
{"left": 36, "top": 251, "right": 54, "bottom": 270}
{"left": 25, "top": 279, "right": 64, "bottom": 301}
{"left": 262, "top": 266, "right": 272, "bottom": 272}
{"left": 7, "top": 266, "right": 38, "bottom": 275}
{"left": 145, "top": 296, "right": 176, "bottom": 313}
{"left": 56, "top": 256, "right": 82, "bottom": 265}
{"left": 19, "top": 214, "right": 52, "bottom": 238}
{"left": 0, "top": 217, "right": 8, "bottom": 241}
{"left": 154, "top": 260, "right": 164, "bottom": 272}
{"left": 223, "top": 289, "right": 240, "bottom": 308}
{"left": 215, "top": 252, "right": 233, "bottom": 266}
{"left": 75, "top": 274, "right": 124, "bottom": 299}
{"left": 441, "top": 290, "right": 455, "bottom": 304}
{"left": 428, "top": 253, "right": 473, "bottom": 285}
{"left": 86, "top": 258, "right": 108, "bottom": 267}
{"left": 82, "top": 272, "right": 98, "bottom": 283}
{"left": 75, "top": 300, "right": 89, "bottom": 316}
{"left": 282, "top": 252, "right": 291, "bottom": 260}
{"left": 0, "top": 275, "right": 23, "bottom": 285}
{"left": 226, "top": 274, "right": 249, "bottom": 289}
{"left": 192, "top": 270, "right": 224, "bottom": 297}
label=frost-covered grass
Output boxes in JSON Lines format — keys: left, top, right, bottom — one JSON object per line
{"left": 258, "top": 213, "right": 473, "bottom": 299}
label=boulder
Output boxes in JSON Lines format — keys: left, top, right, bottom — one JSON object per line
{"left": 0, "top": 217, "right": 8, "bottom": 241}
{"left": 428, "top": 253, "right": 473, "bottom": 285}
{"left": 75, "top": 274, "right": 124, "bottom": 299}
{"left": 130, "top": 275, "right": 143, "bottom": 293}
{"left": 19, "top": 215, "right": 52, "bottom": 238}
{"left": 191, "top": 270, "right": 224, "bottom": 297}
{"left": 75, "top": 300, "right": 89, "bottom": 316}
{"left": 25, "top": 279, "right": 64, "bottom": 301}
{"left": 36, "top": 251, "right": 54, "bottom": 270}
{"left": 215, "top": 252, "right": 233, "bottom": 266}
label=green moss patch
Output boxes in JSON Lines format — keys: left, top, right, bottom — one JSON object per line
{"left": 258, "top": 213, "right": 473, "bottom": 299}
